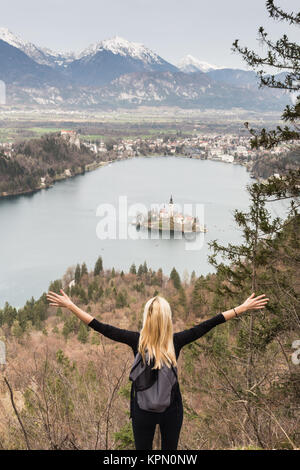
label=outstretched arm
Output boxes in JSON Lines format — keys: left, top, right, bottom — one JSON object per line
{"left": 47, "top": 289, "right": 139, "bottom": 349}
{"left": 174, "top": 293, "right": 269, "bottom": 351}
{"left": 174, "top": 313, "right": 225, "bottom": 350}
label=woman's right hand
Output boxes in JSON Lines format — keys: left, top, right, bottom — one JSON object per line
{"left": 47, "top": 289, "right": 74, "bottom": 309}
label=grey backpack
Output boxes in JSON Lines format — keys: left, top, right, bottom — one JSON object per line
{"left": 129, "top": 351, "right": 178, "bottom": 413}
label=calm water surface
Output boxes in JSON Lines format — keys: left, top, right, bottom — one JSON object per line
{"left": 0, "top": 157, "right": 287, "bottom": 307}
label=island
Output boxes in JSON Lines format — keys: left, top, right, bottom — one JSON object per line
{"left": 134, "top": 196, "right": 207, "bottom": 234}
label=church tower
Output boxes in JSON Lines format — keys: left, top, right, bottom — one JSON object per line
{"left": 169, "top": 195, "right": 174, "bottom": 217}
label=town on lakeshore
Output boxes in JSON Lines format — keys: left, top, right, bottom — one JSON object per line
{"left": 0, "top": 127, "right": 296, "bottom": 198}
{"left": 73, "top": 129, "right": 293, "bottom": 173}
{"left": 1, "top": 129, "right": 293, "bottom": 165}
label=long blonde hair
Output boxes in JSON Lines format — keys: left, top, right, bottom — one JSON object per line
{"left": 138, "top": 296, "right": 177, "bottom": 369}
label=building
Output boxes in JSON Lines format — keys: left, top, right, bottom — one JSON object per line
{"left": 61, "top": 130, "right": 80, "bottom": 149}
{"left": 169, "top": 195, "right": 174, "bottom": 217}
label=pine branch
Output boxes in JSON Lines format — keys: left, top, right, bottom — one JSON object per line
{"left": 244, "top": 122, "right": 299, "bottom": 149}
{"left": 266, "top": 0, "right": 300, "bottom": 25}
{"left": 257, "top": 29, "right": 300, "bottom": 63}
{"left": 232, "top": 40, "right": 298, "bottom": 71}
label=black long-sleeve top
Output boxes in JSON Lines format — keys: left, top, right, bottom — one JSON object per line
{"left": 88, "top": 313, "right": 226, "bottom": 418}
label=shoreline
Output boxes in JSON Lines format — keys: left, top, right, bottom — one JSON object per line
{"left": 136, "top": 222, "right": 208, "bottom": 234}
{"left": 0, "top": 153, "right": 251, "bottom": 200}
{"left": 0, "top": 159, "right": 111, "bottom": 200}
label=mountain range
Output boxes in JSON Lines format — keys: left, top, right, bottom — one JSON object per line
{"left": 0, "top": 27, "right": 291, "bottom": 110}
{"left": 177, "top": 55, "right": 224, "bottom": 73}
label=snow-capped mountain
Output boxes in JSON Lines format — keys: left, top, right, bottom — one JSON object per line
{"left": 0, "top": 27, "right": 75, "bottom": 67}
{"left": 37, "top": 47, "right": 76, "bottom": 67}
{"left": 78, "top": 36, "right": 164, "bottom": 63}
{"left": 177, "top": 54, "right": 224, "bottom": 73}
{"left": 0, "top": 38, "right": 65, "bottom": 87}
{"left": 0, "top": 28, "right": 290, "bottom": 110}
{"left": 67, "top": 36, "right": 178, "bottom": 86}
{"left": 0, "top": 29, "right": 174, "bottom": 71}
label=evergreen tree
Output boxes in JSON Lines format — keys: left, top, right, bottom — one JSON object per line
{"left": 208, "top": 178, "right": 299, "bottom": 447}
{"left": 116, "top": 289, "right": 129, "bottom": 308}
{"left": 95, "top": 286, "right": 104, "bottom": 301}
{"left": 88, "top": 283, "right": 94, "bottom": 301}
{"left": 17, "top": 296, "right": 47, "bottom": 331}
{"left": 130, "top": 263, "right": 137, "bottom": 275}
{"left": 78, "top": 287, "right": 88, "bottom": 305}
{"left": 1, "top": 302, "right": 17, "bottom": 327}
{"left": 137, "top": 264, "right": 144, "bottom": 278}
{"left": 192, "top": 277, "right": 205, "bottom": 313}
{"left": 156, "top": 268, "right": 163, "bottom": 287}
{"left": 77, "top": 322, "right": 89, "bottom": 343}
{"left": 232, "top": 0, "right": 300, "bottom": 148}
{"left": 62, "top": 316, "right": 79, "bottom": 339}
{"left": 133, "top": 282, "right": 145, "bottom": 293}
{"left": 81, "top": 262, "right": 88, "bottom": 277}
{"left": 170, "top": 267, "right": 181, "bottom": 290}
{"left": 48, "top": 279, "right": 62, "bottom": 293}
{"left": 25, "top": 320, "right": 33, "bottom": 334}
{"left": 11, "top": 319, "right": 23, "bottom": 338}
{"left": 143, "top": 261, "right": 148, "bottom": 274}
{"left": 94, "top": 256, "right": 103, "bottom": 276}
{"left": 178, "top": 286, "right": 188, "bottom": 316}
{"left": 75, "top": 264, "right": 81, "bottom": 284}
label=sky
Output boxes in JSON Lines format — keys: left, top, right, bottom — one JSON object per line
{"left": 1, "top": 0, "right": 299, "bottom": 68}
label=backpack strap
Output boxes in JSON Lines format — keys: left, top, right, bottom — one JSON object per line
{"left": 130, "top": 352, "right": 143, "bottom": 376}
{"left": 171, "top": 363, "right": 178, "bottom": 380}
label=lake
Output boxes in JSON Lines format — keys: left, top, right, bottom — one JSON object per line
{"left": 0, "top": 156, "right": 287, "bottom": 308}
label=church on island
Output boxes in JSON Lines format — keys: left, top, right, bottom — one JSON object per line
{"left": 135, "top": 196, "right": 207, "bottom": 233}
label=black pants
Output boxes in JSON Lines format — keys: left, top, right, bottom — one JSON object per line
{"left": 131, "top": 400, "right": 183, "bottom": 450}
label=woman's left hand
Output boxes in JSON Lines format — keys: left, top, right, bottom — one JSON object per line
{"left": 46, "top": 289, "right": 74, "bottom": 309}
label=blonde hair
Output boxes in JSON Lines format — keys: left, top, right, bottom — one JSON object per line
{"left": 138, "top": 296, "right": 177, "bottom": 369}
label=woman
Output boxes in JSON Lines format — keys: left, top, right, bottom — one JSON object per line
{"left": 46, "top": 289, "right": 269, "bottom": 450}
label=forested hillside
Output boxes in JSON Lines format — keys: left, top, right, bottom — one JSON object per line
{"left": 0, "top": 133, "right": 99, "bottom": 196}
{"left": 251, "top": 147, "right": 300, "bottom": 179}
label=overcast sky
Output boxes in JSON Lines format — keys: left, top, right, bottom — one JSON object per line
{"left": 2, "top": 0, "right": 299, "bottom": 67}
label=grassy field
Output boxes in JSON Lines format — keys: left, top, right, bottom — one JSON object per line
{"left": 28, "top": 127, "right": 63, "bottom": 134}
{"left": 78, "top": 134, "right": 106, "bottom": 142}
{"left": 0, "top": 127, "right": 62, "bottom": 142}
{"left": 0, "top": 125, "right": 189, "bottom": 143}
{"left": 0, "top": 108, "right": 283, "bottom": 143}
